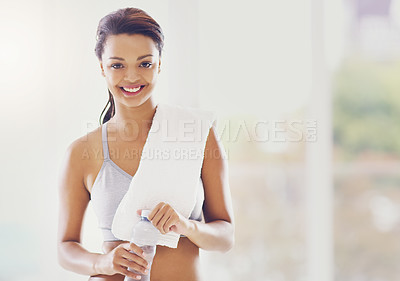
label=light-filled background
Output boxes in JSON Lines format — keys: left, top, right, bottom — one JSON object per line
{"left": 1, "top": 0, "right": 400, "bottom": 280}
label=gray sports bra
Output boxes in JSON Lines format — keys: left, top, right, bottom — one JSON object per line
{"left": 90, "top": 121, "right": 204, "bottom": 241}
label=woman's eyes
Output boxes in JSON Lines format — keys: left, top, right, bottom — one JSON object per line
{"left": 110, "top": 62, "right": 152, "bottom": 69}
{"left": 140, "top": 62, "right": 152, "bottom": 68}
{"left": 111, "top": 63, "right": 124, "bottom": 69}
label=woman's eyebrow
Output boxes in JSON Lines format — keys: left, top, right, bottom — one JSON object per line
{"left": 108, "top": 56, "right": 125, "bottom": 61}
{"left": 137, "top": 54, "right": 153, "bottom": 60}
{"left": 108, "top": 54, "right": 153, "bottom": 61}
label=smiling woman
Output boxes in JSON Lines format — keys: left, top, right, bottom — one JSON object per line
{"left": 99, "top": 34, "right": 161, "bottom": 105}
{"left": 94, "top": 8, "right": 164, "bottom": 125}
{"left": 57, "top": 7, "right": 234, "bottom": 281}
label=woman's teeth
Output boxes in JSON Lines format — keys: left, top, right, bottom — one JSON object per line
{"left": 123, "top": 86, "right": 141, "bottom": 93}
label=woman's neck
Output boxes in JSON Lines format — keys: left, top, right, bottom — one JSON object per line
{"left": 108, "top": 98, "right": 159, "bottom": 136}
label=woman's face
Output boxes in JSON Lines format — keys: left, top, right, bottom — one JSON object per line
{"left": 100, "top": 33, "right": 161, "bottom": 107}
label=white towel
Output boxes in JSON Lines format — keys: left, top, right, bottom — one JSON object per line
{"left": 111, "top": 102, "right": 216, "bottom": 248}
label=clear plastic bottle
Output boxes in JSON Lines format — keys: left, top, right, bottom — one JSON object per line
{"left": 124, "top": 210, "right": 160, "bottom": 281}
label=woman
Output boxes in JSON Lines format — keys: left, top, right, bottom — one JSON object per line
{"left": 57, "top": 7, "right": 234, "bottom": 281}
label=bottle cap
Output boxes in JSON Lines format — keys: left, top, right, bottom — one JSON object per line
{"left": 141, "top": 209, "right": 151, "bottom": 219}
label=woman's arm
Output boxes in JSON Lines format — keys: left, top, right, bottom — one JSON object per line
{"left": 187, "top": 123, "right": 235, "bottom": 252}
{"left": 148, "top": 124, "right": 235, "bottom": 252}
{"left": 57, "top": 140, "right": 148, "bottom": 278}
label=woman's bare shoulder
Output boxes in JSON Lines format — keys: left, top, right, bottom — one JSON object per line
{"left": 59, "top": 126, "right": 103, "bottom": 192}
{"left": 65, "top": 125, "right": 103, "bottom": 162}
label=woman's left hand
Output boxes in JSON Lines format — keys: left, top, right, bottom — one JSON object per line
{"left": 145, "top": 203, "right": 193, "bottom": 236}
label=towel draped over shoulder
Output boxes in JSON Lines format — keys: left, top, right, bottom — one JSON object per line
{"left": 111, "top": 102, "right": 217, "bottom": 248}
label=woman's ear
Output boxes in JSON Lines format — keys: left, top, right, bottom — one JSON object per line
{"left": 100, "top": 61, "right": 105, "bottom": 77}
{"left": 158, "top": 59, "right": 161, "bottom": 74}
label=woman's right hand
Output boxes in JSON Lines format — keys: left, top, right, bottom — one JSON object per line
{"left": 96, "top": 242, "right": 150, "bottom": 279}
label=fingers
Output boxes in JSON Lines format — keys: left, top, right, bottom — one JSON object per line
{"left": 121, "top": 243, "right": 149, "bottom": 265}
{"left": 119, "top": 243, "right": 150, "bottom": 274}
{"left": 164, "top": 215, "right": 179, "bottom": 233}
{"left": 153, "top": 207, "right": 171, "bottom": 230}
{"left": 150, "top": 203, "right": 170, "bottom": 233}
{"left": 148, "top": 202, "right": 164, "bottom": 221}
{"left": 104, "top": 242, "right": 150, "bottom": 280}
{"left": 119, "top": 265, "right": 144, "bottom": 280}
{"left": 158, "top": 211, "right": 173, "bottom": 234}
{"left": 119, "top": 254, "right": 149, "bottom": 276}
{"left": 149, "top": 203, "right": 180, "bottom": 234}
{"left": 121, "top": 243, "right": 145, "bottom": 259}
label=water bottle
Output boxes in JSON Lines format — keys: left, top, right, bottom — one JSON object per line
{"left": 124, "top": 210, "right": 160, "bottom": 281}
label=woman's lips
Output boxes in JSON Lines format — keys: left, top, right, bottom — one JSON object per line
{"left": 120, "top": 85, "right": 145, "bottom": 96}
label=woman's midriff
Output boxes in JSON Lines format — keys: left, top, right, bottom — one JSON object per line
{"left": 89, "top": 237, "right": 201, "bottom": 281}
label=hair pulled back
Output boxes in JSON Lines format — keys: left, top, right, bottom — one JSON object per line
{"left": 95, "top": 7, "right": 164, "bottom": 125}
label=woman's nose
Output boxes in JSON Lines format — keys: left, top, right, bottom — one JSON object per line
{"left": 124, "top": 67, "right": 139, "bottom": 81}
